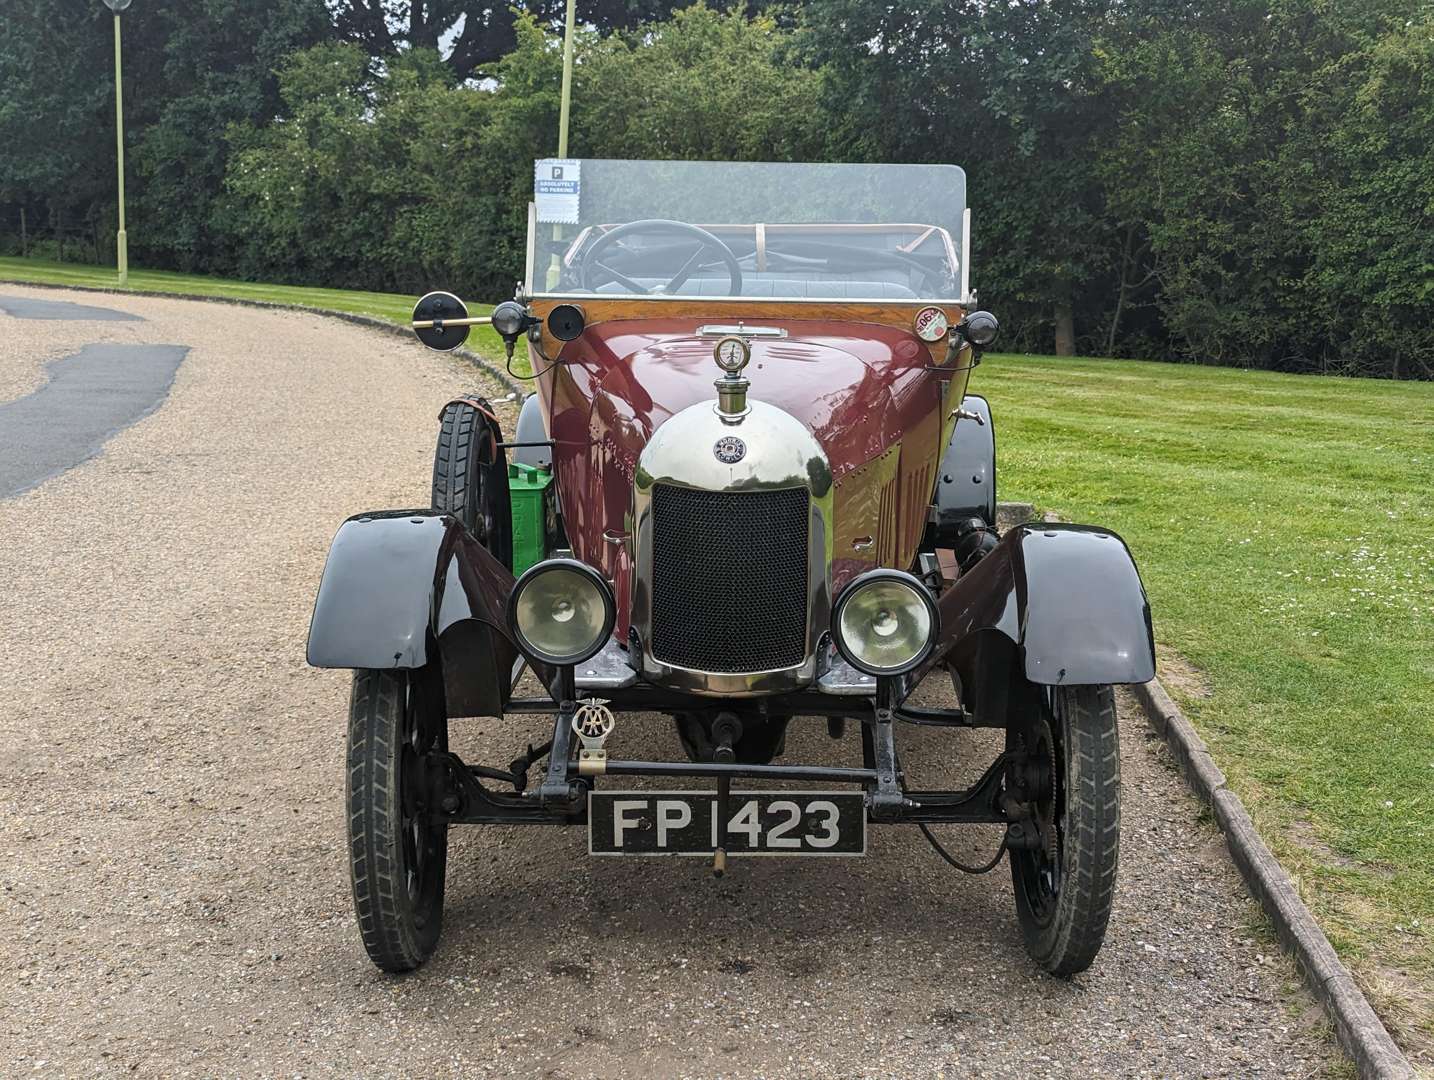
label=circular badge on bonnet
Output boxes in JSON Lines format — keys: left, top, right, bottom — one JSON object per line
{"left": 713, "top": 436, "right": 747, "bottom": 464}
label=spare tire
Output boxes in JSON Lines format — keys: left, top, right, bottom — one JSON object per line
{"left": 432, "top": 396, "right": 512, "bottom": 569}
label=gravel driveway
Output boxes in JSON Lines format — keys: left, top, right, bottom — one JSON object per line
{"left": 0, "top": 286, "right": 1342, "bottom": 1078}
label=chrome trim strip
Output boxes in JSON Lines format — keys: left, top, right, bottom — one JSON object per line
{"left": 524, "top": 202, "right": 537, "bottom": 295}
{"left": 697, "top": 324, "right": 788, "bottom": 338}
{"left": 960, "top": 206, "right": 972, "bottom": 303}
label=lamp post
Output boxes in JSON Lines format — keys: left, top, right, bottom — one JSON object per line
{"left": 557, "top": 0, "right": 576, "bottom": 157}
{"left": 102, "top": 0, "right": 132, "bottom": 286}
{"left": 545, "top": 0, "right": 577, "bottom": 289}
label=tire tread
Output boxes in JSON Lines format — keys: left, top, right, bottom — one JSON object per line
{"left": 431, "top": 397, "right": 512, "bottom": 567}
{"left": 347, "top": 669, "right": 441, "bottom": 973}
{"left": 1012, "top": 684, "right": 1121, "bottom": 976}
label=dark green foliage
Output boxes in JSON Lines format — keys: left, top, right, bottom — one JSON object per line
{"left": 128, "top": 0, "right": 334, "bottom": 272}
{"left": 797, "top": 0, "right": 1434, "bottom": 375}
{"left": 2, "top": 0, "right": 1430, "bottom": 376}
{"left": 0, "top": 0, "right": 331, "bottom": 268}
{"left": 1093, "top": 0, "right": 1434, "bottom": 377}
{"left": 792, "top": 0, "right": 1115, "bottom": 354}
{"left": 327, "top": 0, "right": 693, "bottom": 81}
{"left": 0, "top": 2, "right": 127, "bottom": 259}
{"left": 1299, "top": 15, "right": 1434, "bottom": 379}
{"left": 221, "top": 8, "right": 830, "bottom": 296}
{"left": 221, "top": 33, "right": 546, "bottom": 295}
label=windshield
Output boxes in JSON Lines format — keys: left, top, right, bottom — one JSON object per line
{"left": 526, "top": 159, "right": 967, "bottom": 303}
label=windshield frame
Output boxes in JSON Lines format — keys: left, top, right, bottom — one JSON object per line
{"left": 524, "top": 159, "right": 974, "bottom": 306}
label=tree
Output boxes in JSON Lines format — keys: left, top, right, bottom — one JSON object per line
{"left": 1092, "top": 0, "right": 1431, "bottom": 376}
{"left": 224, "top": 43, "right": 490, "bottom": 290}
{"left": 8, "top": 0, "right": 1429, "bottom": 377}
{"left": 1291, "top": 12, "right": 1434, "bottom": 378}
{"left": 0, "top": 1, "right": 124, "bottom": 257}
{"left": 327, "top": 0, "right": 691, "bottom": 80}
{"left": 571, "top": 5, "right": 829, "bottom": 162}
{"left": 793, "top": 0, "right": 1121, "bottom": 355}
{"left": 469, "top": 5, "right": 832, "bottom": 292}
{"left": 224, "top": 7, "right": 833, "bottom": 296}
{"left": 130, "top": 0, "right": 334, "bottom": 272}
{"left": 0, "top": 0, "right": 330, "bottom": 269}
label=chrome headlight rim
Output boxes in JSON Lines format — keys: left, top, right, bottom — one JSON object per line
{"left": 831, "top": 569, "right": 940, "bottom": 677}
{"left": 506, "top": 558, "right": 616, "bottom": 667}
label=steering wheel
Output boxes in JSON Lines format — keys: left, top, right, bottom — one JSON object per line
{"left": 579, "top": 219, "right": 743, "bottom": 297}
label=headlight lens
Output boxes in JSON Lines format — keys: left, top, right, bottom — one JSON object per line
{"left": 832, "top": 571, "right": 938, "bottom": 676}
{"left": 509, "top": 560, "right": 614, "bottom": 665}
{"left": 960, "top": 310, "right": 1000, "bottom": 348}
{"left": 491, "top": 300, "right": 531, "bottom": 339}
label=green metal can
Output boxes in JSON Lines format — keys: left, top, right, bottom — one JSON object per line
{"left": 508, "top": 460, "right": 557, "bottom": 575}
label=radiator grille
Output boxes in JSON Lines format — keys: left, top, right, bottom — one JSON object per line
{"left": 650, "top": 485, "right": 810, "bottom": 673}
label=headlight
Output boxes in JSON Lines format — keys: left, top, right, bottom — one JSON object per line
{"left": 507, "top": 559, "right": 615, "bottom": 666}
{"left": 959, "top": 310, "right": 1000, "bottom": 348}
{"left": 831, "top": 570, "right": 939, "bottom": 676}
{"left": 491, "top": 300, "right": 531, "bottom": 340}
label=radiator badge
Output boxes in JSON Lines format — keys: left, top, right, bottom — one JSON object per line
{"left": 713, "top": 435, "right": 747, "bottom": 464}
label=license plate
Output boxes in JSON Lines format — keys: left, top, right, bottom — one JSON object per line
{"left": 588, "top": 791, "right": 866, "bottom": 856}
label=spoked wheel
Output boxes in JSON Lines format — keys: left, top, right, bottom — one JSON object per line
{"left": 347, "top": 666, "right": 449, "bottom": 972}
{"left": 433, "top": 397, "right": 512, "bottom": 568}
{"left": 1008, "top": 683, "right": 1120, "bottom": 976}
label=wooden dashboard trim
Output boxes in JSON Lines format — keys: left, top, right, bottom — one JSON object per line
{"left": 526, "top": 297, "right": 968, "bottom": 365}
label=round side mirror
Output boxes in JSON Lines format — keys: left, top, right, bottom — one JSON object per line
{"left": 547, "top": 304, "right": 586, "bottom": 342}
{"left": 102, "top": 0, "right": 134, "bottom": 11}
{"left": 413, "top": 291, "right": 470, "bottom": 352}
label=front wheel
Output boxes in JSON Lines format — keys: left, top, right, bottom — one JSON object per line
{"left": 1009, "top": 683, "right": 1120, "bottom": 976}
{"left": 347, "top": 667, "right": 449, "bottom": 972}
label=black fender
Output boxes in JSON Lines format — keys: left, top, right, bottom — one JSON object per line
{"left": 306, "top": 510, "right": 552, "bottom": 716}
{"left": 918, "top": 523, "right": 1155, "bottom": 697}
{"left": 930, "top": 394, "right": 995, "bottom": 536}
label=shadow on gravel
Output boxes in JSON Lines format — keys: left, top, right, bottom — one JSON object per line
{"left": 0, "top": 343, "right": 188, "bottom": 497}
{"left": 307, "top": 681, "right": 1338, "bottom": 1075}
{"left": 439, "top": 706, "right": 1016, "bottom": 956}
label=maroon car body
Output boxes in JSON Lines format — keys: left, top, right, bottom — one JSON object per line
{"left": 542, "top": 316, "right": 947, "bottom": 635}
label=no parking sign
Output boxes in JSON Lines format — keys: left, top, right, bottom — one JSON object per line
{"left": 535, "top": 158, "right": 581, "bottom": 223}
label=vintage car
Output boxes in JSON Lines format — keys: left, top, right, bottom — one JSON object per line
{"left": 307, "top": 159, "right": 1155, "bottom": 975}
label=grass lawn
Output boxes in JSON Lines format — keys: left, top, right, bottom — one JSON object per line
{"left": 0, "top": 256, "right": 507, "bottom": 360}
{"left": 976, "top": 353, "right": 1433, "bottom": 1057}
{"left": 2, "top": 257, "right": 1428, "bottom": 1056}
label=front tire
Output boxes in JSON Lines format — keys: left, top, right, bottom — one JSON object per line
{"left": 347, "top": 667, "right": 449, "bottom": 972}
{"left": 1009, "top": 683, "right": 1120, "bottom": 976}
